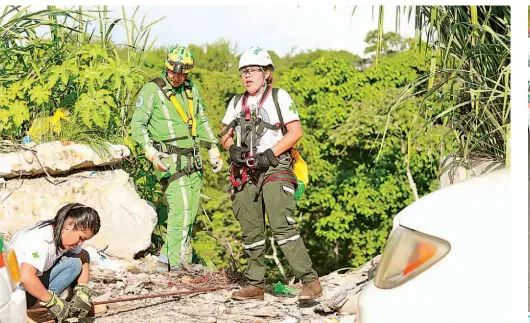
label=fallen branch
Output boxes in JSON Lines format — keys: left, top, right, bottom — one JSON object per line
{"left": 27, "top": 286, "right": 227, "bottom": 314}
{"left": 265, "top": 236, "right": 287, "bottom": 281}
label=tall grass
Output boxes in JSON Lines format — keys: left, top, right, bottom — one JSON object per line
{"left": 0, "top": 6, "right": 161, "bottom": 153}
{"left": 371, "top": 6, "right": 510, "bottom": 167}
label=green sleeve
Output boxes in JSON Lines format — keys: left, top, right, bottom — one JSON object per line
{"left": 193, "top": 84, "right": 218, "bottom": 146}
{"left": 131, "top": 83, "right": 157, "bottom": 148}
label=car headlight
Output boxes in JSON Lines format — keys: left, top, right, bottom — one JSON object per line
{"left": 375, "top": 225, "right": 451, "bottom": 289}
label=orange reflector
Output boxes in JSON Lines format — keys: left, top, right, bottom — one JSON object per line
{"left": 6, "top": 250, "right": 20, "bottom": 283}
{"left": 403, "top": 241, "right": 437, "bottom": 275}
{"left": 0, "top": 253, "right": 5, "bottom": 268}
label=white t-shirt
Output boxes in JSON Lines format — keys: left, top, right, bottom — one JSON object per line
{"left": 221, "top": 88, "right": 300, "bottom": 153}
{"left": 9, "top": 225, "right": 82, "bottom": 276}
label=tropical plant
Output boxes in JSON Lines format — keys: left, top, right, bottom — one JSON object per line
{"left": 0, "top": 5, "right": 158, "bottom": 151}
{"left": 365, "top": 6, "right": 510, "bottom": 169}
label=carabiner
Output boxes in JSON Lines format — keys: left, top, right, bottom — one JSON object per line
{"left": 246, "top": 157, "right": 255, "bottom": 168}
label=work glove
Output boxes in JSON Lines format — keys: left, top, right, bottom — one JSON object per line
{"left": 229, "top": 144, "right": 249, "bottom": 166}
{"left": 145, "top": 145, "right": 170, "bottom": 172}
{"left": 41, "top": 290, "right": 71, "bottom": 322}
{"left": 253, "top": 149, "right": 278, "bottom": 171}
{"left": 208, "top": 146, "right": 223, "bottom": 173}
{"left": 70, "top": 283, "right": 94, "bottom": 318}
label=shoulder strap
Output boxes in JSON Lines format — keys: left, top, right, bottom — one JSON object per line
{"left": 233, "top": 94, "right": 243, "bottom": 109}
{"left": 272, "top": 88, "right": 287, "bottom": 135}
{"left": 218, "top": 94, "right": 244, "bottom": 138}
{"left": 151, "top": 77, "right": 197, "bottom": 137}
{"left": 152, "top": 77, "right": 166, "bottom": 90}
{"left": 151, "top": 77, "right": 172, "bottom": 101}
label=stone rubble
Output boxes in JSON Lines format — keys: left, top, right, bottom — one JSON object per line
{"left": 86, "top": 253, "right": 380, "bottom": 323}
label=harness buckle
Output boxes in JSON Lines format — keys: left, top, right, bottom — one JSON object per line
{"left": 278, "top": 155, "right": 292, "bottom": 165}
{"left": 186, "top": 117, "right": 193, "bottom": 129}
{"left": 192, "top": 145, "right": 202, "bottom": 170}
{"left": 246, "top": 157, "right": 255, "bottom": 168}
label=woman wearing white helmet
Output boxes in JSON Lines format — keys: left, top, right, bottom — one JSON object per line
{"left": 220, "top": 46, "right": 321, "bottom": 301}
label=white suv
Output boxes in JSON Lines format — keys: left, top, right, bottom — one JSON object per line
{"left": 357, "top": 169, "right": 510, "bottom": 323}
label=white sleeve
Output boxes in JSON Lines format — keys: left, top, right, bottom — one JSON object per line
{"left": 277, "top": 88, "right": 300, "bottom": 124}
{"left": 14, "top": 234, "right": 48, "bottom": 275}
{"left": 221, "top": 95, "right": 237, "bottom": 126}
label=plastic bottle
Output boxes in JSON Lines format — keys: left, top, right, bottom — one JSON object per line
{"left": 0, "top": 238, "right": 14, "bottom": 307}
{"left": 21, "top": 135, "right": 32, "bottom": 144}
{"left": 273, "top": 281, "right": 299, "bottom": 295}
{"left": 4, "top": 244, "right": 20, "bottom": 291}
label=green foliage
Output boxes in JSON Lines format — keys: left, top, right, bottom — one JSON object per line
{"left": 364, "top": 30, "right": 411, "bottom": 56}
{"left": 2, "top": 5, "right": 506, "bottom": 283}
{"left": 277, "top": 49, "right": 448, "bottom": 271}
{"left": 367, "top": 6, "right": 510, "bottom": 165}
{"left": 0, "top": 6, "right": 148, "bottom": 147}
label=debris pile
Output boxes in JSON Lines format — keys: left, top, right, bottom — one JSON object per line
{"left": 85, "top": 253, "right": 380, "bottom": 323}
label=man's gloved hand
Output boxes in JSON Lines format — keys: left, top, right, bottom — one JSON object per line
{"left": 208, "top": 146, "right": 223, "bottom": 173}
{"left": 41, "top": 291, "right": 71, "bottom": 322}
{"left": 70, "top": 283, "right": 94, "bottom": 318}
{"left": 145, "top": 145, "right": 170, "bottom": 172}
{"left": 229, "top": 144, "right": 249, "bottom": 166}
{"left": 253, "top": 149, "right": 278, "bottom": 171}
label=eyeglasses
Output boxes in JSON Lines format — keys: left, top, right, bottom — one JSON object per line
{"left": 239, "top": 67, "right": 263, "bottom": 76}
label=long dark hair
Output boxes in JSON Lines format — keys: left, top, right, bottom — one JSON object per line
{"left": 34, "top": 203, "right": 101, "bottom": 254}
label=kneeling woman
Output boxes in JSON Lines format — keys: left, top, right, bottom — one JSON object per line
{"left": 10, "top": 203, "right": 101, "bottom": 321}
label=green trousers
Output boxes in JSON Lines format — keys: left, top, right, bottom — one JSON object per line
{"left": 159, "top": 171, "right": 203, "bottom": 267}
{"left": 232, "top": 164, "right": 318, "bottom": 288}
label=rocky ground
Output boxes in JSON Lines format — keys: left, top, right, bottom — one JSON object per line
{"left": 85, "top": 254, "right": 378, "bottom": 323}
{"left": 26, "top": 252, "right": 379, "bottom": 323}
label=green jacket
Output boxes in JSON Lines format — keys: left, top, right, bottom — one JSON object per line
{"left": 131, "top": 76, "right": 217, "bottom": 172}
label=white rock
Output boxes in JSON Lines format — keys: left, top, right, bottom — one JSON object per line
{"left": 339, "top": 315, "right": 356, "bottom": 323}
{"left": 124, "top": 285, "right": 137, "bottom": 295}
{"left": 93, "top": 291, "right": 112, "bottom": 302}
{"left": 0, "top": 169, "right": 157, "bottom": 260}
{"left": 282, "top": 315, "right": 298, "bottom": 323}
{"left": 0, "top": 141, "right": 130, "bottom": 178}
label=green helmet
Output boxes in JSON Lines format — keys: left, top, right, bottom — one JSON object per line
{"left": 165, "top": 46, "right": 194, "bottom": 73}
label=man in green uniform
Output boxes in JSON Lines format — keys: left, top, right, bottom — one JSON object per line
{"left": 131, "top": 46, "right": 222, "bottom": 270}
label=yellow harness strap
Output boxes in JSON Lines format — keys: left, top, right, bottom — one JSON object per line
{"left": 168, "top": 84, "right": 196, "bottom": 137}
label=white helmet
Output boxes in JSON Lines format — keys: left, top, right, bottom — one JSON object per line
{"left": 239, "top": 46, "right": 275, "bottom": 71}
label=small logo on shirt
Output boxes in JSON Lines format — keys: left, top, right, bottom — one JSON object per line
{"left": 236, "top": 105, "right": 270, "bottom": 140}
{"left": 32, "top": 252, "right": 39, "bottom": 259}
{"left": 135, "top": 95, "right": 144, "bottom": 108}
{"left": 288, "top": 102, "right": 298, "bottom": 114}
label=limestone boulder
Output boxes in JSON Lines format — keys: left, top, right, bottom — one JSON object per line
{"left": 0, "top": 140, "right": 131, "bottom": 179}
{"left": 0, "top": 169, "right": 157, "bottom": 260}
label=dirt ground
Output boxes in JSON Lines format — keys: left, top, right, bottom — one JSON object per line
{"left": 27, "top": 254, "right": 373, "bottom": 323}
{"left": 93, "top": 289, "right": 341, "bottom": 323}
{"left": 84, "top": 256, "right": 368, "bottom": 323}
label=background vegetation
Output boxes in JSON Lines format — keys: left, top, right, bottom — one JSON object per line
{"left": 0, "top": 5, "right": 510, "bottom": 280}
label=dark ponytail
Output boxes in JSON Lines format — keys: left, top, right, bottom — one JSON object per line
{"left": 265, "top": 66, "right": 273, "bottom": 85}
{"left": 34, "top": 203, "right": 101, "bottom": 254}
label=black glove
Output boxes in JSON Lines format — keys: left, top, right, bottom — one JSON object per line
{"left": 253, "top": 149, "right": 278, "bottom": 171}
{"left": 229, "top": 144, "right": 249, "bottom": 165}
